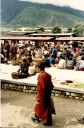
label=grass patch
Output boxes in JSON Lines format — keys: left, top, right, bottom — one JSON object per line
{"left": 70, "top": 83, "right": 84, "bottom": 89}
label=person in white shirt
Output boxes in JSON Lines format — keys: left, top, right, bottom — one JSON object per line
{"left": 57, "top": 56, "right": 66, "bottom": 69}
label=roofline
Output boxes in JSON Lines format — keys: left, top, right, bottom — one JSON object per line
{"left": 31, "top": 33, "right": 73, "bottom": 36}
{"left": 0, "top": 36, "right": 54, "bottom": 41}
{"left": 56, "top": 37, "right": 84, "bottom": 41}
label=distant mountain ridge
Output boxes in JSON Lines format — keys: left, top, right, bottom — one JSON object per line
{"left": 1, "top": 0, "right": 84, "bottom": 28}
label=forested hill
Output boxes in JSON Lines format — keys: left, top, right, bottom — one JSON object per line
{"left": 1, "top": 0, "right": 84, "bottom": 28}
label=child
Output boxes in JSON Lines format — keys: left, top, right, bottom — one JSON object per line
{"left": 11, "top": 59, "right": 30, "bottom": 79}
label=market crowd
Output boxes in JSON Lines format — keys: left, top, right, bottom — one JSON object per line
{"left": 1, "top": 40, "right": 84, "bottom": 73}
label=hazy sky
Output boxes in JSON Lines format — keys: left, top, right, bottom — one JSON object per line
{"left": 20, "top": 0, "right": 84, "bottom": 11}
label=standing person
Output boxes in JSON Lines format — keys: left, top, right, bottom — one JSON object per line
{"left": 3, "top": 40, "right": 10, "bottom": 62}
{"left": 52, "top": 46, "right": 58, "bottom": 59}
{"left": 32, "top": 61, "right": 55, "bottom": 126}
{"left": 10, "top": 40, "right": 17, "bottom": 65}
{"left": 49, "top": 54, "right": 56, "bottom": 66}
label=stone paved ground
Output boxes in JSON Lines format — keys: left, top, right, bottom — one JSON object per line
{"left": 0, "top": 63, "right": 84, "bottom": 88}
{"left": 1, "top": 90, "right": 84, "bottom": 128}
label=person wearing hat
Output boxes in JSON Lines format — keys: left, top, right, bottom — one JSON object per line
{"left": 32, "top": 61, "right": 55, "bottom": 126}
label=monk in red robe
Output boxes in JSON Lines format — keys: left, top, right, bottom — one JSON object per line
{"left": 32, "top": 61, "right": 55, "bottom": 126}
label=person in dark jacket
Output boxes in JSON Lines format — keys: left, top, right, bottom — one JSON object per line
{"left": 49, "top": 54, "right": 56, "bottom": 66}
{"left": 11, "top": 59, "right": 30, "bottom": 79}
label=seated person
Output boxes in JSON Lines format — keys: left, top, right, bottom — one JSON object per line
{"left": 29, "top": 62, "right": 36, "bottom": 75}
{"left": 0, "top": 53, "right": 7, "bottom": 63}
{"left": 75, "top": 56, "right": 84, "bottom": 71}
{"left": 42, "top": 54, "right": 50, "bottom": 67}
{"left": 11, "top": 59, "right": 30, "bottom": 79}
{"left": 65, "top": 56, "right": 74, "bottom": 70}
{"left": 57, "top": 56, "right": 66, "bottom": 69}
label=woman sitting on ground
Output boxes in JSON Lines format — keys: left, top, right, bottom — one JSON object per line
{"left": 75, "top": 55, "right": 84, "bottom": 71}
{"left": 65, "top": 56, "right": 74, "bottom": 70}
{"left": 11, "top": 59, "right": 30, "bottom": 79}
{"left": 57, "top": 55, "right": 66, "bottom": 69}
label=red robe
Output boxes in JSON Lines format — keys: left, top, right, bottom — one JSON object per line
{"left": 34, "top": 71, "right": 54, "bottom": 121}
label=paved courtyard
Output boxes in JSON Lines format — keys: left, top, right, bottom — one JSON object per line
{"left": 0, "top": 63, "right": 84, "bottom": 87}
{"left": 1, "top": 90, "right": 84, "bottom": 128}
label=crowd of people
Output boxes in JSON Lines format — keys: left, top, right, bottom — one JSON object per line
{"left": 42, "top": 41, "right": 84, "bottom": 71}
{"left": 1, "top": 40, "right": 84, "bottom": 77}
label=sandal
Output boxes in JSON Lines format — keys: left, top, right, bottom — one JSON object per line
{"left": 31, "top": 117, "right": 40, "bottom": 123}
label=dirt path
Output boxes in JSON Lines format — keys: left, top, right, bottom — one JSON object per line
{"left": 1, "top": 90, "right": 84, "bottom": 128}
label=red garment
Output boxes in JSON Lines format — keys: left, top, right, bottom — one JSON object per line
{"left": 34, "top": 71, "right": 54, "bottom": 121}
{"left": 55, "top": 44, "right": 60, "bottom": 51}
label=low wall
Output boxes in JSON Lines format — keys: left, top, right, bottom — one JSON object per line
{"left": 1, "top": 79, "right": 84, "bottom": 100}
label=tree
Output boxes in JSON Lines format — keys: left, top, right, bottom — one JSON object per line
{"left": 52, "top": 26, "right": 61, "bottom": 33}
{"left": 67, "top": 27, "right": 72, "bottom": 33}
{"left": 37, "top": 27, "right": 45, "bottom": 33}
{"left": 1, "top": 29, "right": 10, "bottom": 36}
{"left": 73, "top": 24, "right": 84, "bottom": 37}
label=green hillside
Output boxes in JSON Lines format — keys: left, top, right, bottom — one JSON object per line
{"left": 1, "top": 0, "right": 84, "bottom": 28}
